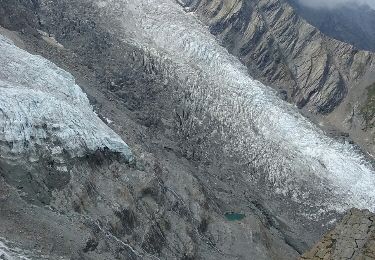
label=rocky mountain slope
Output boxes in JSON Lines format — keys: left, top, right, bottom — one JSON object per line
{"left": 179, "top": 0, "right": 375, "bottom": 156}
{"left": 0, "top": 0, "right": 375, "bottom": 259}
{"left": 288, "top": 0, "right": 375, "bottom": 52}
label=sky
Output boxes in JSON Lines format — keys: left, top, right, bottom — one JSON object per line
{"left": 296, "top": 0, "right": 375, "bottom": 9}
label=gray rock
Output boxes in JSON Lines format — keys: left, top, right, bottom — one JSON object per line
{"left": 302, "top": 208, "right": 375, "bottom": 259}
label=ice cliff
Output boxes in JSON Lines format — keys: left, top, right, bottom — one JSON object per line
{"left": 0, "top": 35, "right": 133, "bottom": 163}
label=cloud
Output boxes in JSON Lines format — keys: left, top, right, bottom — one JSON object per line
{"left": 296, "top": 0, "right": 375, "bottom": 9}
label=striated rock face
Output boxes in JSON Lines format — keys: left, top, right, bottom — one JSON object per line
{"left": 0, "top": 34, "right": 133, "bottom": 163}
{"left": 302, "top": 208, "right": 375, "bottom": 260}
{"left": 178, "top": 0, "right": 375, "bottom": 114}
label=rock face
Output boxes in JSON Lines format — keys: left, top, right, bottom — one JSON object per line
{"left": 302, "top": 208, "right": 375, "bottom": 260}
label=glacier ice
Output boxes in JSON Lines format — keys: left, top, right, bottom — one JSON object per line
{"left": 91, "top": 0, "right": 375, "bottom": 219}
{"left": 1, "top": 0, "right": 375, "bottom": 223}
{"left": 0, "top": 239, "right": 31, "bottom": 260}
{"left": 0, "top": 34, "right": 133, "bottom": 163}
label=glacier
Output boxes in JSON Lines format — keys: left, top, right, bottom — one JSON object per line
{"left": 91, "top": 0, "right": 375, "bottom": 220}
{"left": 0, "top": 34, "right": 133, "bottom": 163}
{"left": 0, "top": 0, "right": 374, "bottom": 226}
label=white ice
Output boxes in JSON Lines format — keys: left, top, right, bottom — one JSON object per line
{"left": 0, "top": 34, "right": 133, "bottom": 162}
{"left": 93, "top": 0, "right": 375, "bottom": 218}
